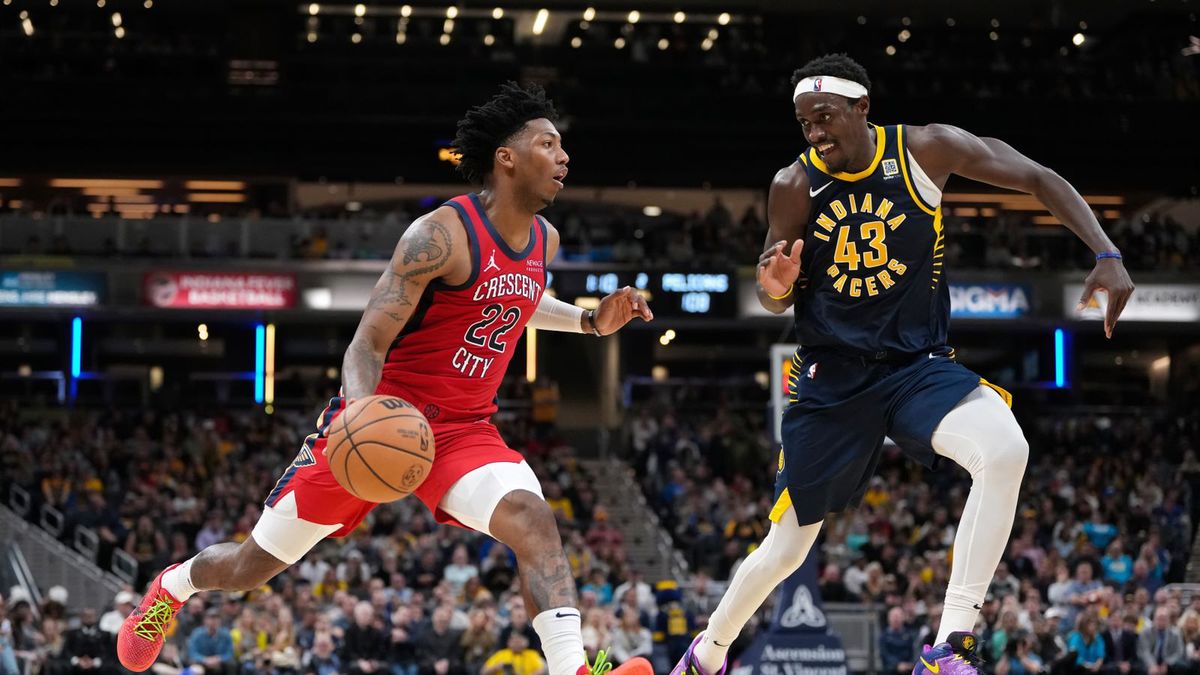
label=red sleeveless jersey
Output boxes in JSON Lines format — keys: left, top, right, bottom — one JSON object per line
{"left": 376, "top": 193, "right": 547, "bottom": 424}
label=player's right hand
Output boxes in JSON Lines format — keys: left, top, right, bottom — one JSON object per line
{"left": 757, "top": 239, "right": 803, "bottom": 298}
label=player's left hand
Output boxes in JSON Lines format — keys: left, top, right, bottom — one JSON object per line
{"left": 1078, "top": 258, "right": 1134, "bottom": 339}
{"left": 594, "top": 286, "right": 653, "bottom": 335}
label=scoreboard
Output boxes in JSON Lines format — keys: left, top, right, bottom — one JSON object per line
{"left": 549, "top": 269, "right": 737, "bottom": 319}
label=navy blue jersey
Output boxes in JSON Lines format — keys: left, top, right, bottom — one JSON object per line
{"left": 793, "top": 124, "right": 947, "bottom": 354}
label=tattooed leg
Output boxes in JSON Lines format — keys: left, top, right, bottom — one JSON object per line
{"left": 489, "top": 489, "right": 577, "bottom": 614}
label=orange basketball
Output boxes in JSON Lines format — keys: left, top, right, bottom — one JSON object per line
{"left": 325, "top": 395, "right": 435, "bottom": 503}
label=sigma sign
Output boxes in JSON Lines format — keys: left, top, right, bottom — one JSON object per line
{"left": 949, "top": 283, "right": 1032, "bottom": 319}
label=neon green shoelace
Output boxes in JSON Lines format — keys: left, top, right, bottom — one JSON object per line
{"left": 586, "top": 648, "right": 614, "bottom": 675}
{"left": 132, "top": 595, "right": 176, "bottom": 641}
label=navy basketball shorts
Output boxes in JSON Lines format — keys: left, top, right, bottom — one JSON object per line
{"left": 770, "top": 346, "right": 1011, "bottom": 526}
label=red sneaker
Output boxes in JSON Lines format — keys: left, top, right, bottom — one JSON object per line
{"left": 117, "top": 564, "right": 185, "bottom": 672}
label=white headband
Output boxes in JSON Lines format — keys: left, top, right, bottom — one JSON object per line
{"left": 793, "top": 76, "right": 868, "bottom": 102}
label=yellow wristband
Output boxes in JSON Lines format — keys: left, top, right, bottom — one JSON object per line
{"left": 766, "top": 285, "right": 793, "bottom": 301}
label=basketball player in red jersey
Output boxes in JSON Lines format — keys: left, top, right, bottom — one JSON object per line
{"left": 117, "top": 83, "right": 655, "bottom": 675}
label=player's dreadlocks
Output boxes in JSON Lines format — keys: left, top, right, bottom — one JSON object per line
{"left": 452, "top": 81, "right": 559, "bottom": 185}
{"left": 791, "top": 53, "right": 872, "bottom": 95}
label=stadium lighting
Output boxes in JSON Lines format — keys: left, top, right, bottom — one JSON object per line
{"left": 308, "top": 32, "right": 318, "bottom": 42}
{"left": 570, "top": 36, "right": 582, "bottom": 48}
{"left": 1072, "top": 32, "right": 1086, "bottom": 46}
{"left": 394, "top": 31, "right": 406, "bottom": 43}
{"left": 642, "top": 205, "right": 662, "bottom": 216}
{"left": 439, "top": 33, "right": 451, "bottom": 45}
{"left": 254, "top": 324, "right": 265, "bottom": 404}
{"left": 627, "top": 10, "right": 640, "bottom": 23}
{"left": 96, "top": 0, "right": 104, "bottom": 6}
{"left": 717, "top": 12, "right": 730, "bottom": 25}
{"left": 657, "top": 38, "right": 669, "bottom": 50}
{"left": 674, "top": 11, "right": 685, "bottom": 23}
{"left": 946, "top": 17, "right": 956, "bottom": 26}
{"left": 111, "top": 11, "right": 121, "bottom": 26}
{"left": 885, "top": 44, "right": 896, "bottom": 55}
{"left": 22, "top": 17, "right": 34, "bottom": 36}
{"left": 50, "top": 0, "right": 58, "bottom": 7}
{"left": 1054, "top": 328, "right": 1068, "bottom": 388}
{"left": 71, "top": 317, "right": 82, "bottom": 378}
{"left": 582, "top": 7, "right": 595, "bottom": 21}
{"left": 532, "top": 8, "right": 548, "bottom": 35}
{"left": 525, "top": 328, "right": 537, "bottom": 382}
{"left": 700, "top": 37, "right": 712, "bottom": 50}
{"left": 614, "top": 36, "right": 626, "bottom": 49}
{"left": 265, "top": 324, "right": 276, "bottom": 407}
{"left": 143, "top": 0, "right": 152, "bottom": 8}
{"left": 308, "top": 3, "right": 319, "bottom": 15}
{"left": 351, "top": 32, "right": 362, "bottom": 43}
{"left": 989, "top": 31, "right": 999, "bottom": 41}
{"left": 484, "top": 34, "right": 495, "bottom": 45}
{"left": 354, "top": 3, "right": 365, "bottom": 17}
{"left": 446, "top": 6, "right": 458, "bottom": 18}
{"left": 707, "top": 28, "right": 718, "bottom": 40}
{"left": 898, "top": 29, "right": 911, "bottom": 42}
{"left": 492, "top": 7, "right": 503, "bottom": 19}
{"left": 443, "top": 18, "right": 454, "bottom": 32}
{"left": 198, "top": 324, "right": 209, "bottom": 341}
{"left": 400, "top": 4, "right": 412, "bottom": 17}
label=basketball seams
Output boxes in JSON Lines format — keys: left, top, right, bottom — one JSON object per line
{"left": 350, "top": 440, "right": 433, "bottom": 463}
{"left": 349, "top": 445, "right": 405, "bottom": 499}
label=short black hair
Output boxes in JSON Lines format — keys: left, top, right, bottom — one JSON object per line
{"left": 452, "top": 81, "right": 559, "bottom": 185}
{"left": 791, "top": 53, "right": 871, "bottom": 95}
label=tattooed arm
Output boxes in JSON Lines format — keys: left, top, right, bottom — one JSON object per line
{"left": 342, "top": 209, "right": 464, "bottom": 400}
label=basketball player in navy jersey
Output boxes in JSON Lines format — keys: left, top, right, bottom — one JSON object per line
{"left": 118, "top": 83, "right": 653, "bottom": 675}
{"left": 671, "top": 54, "right": 1134, "bottom": 675}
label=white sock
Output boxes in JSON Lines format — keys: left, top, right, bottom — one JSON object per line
{"left": 532, "top": 607, "right": 586, "bottom": 675}
{"left": 931, "top": 386, "right": 1028, "bottom": 644}
{"left": 160, "top": 558, "right": 199, "bottom": 602}
{"left": 693, "top": 510, "right": 822, "bottom": 675}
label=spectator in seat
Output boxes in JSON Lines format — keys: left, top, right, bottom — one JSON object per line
{"left": 609, "top": 609, "right": 652, "bottom": 665}
{"left": 1139, "top": 606, "right": 1185, "bottom": 675}
{"left": 482, "top": 632, "right": 546, "bottom": 675}
{"left": 188, "top": 608, "right": 235, "bottom": 675}
{"left": 302, "top": 632, "right": 341, "bottom": 675}
{"left": 342, "top": 602, "right": 387, "bottom": 675}
{"left": 879, "top": 607, "right": 916, "bottom": 673}
{"left": 62, "top": 608, "right": 114, "bottom": 674}
{"left": 1068, "top": 611, "right": 1106, "bottom": 672}
{"left": 415, "top": 606, "right": 463, "bottom": 675}
{"left": 1102, "top": 612, "right": 1139, "bottom": 674}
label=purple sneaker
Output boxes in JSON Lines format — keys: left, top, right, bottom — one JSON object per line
{"left": 669, "top": 633, "right": 728, "bottom": 675}
{"left": 912, "top": 632, "right": 982, "bottom": 675}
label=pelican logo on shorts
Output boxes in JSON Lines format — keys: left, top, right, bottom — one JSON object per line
{"left": 422, "top": 403, "right": 441, "bottom": 420}
{"left": 779, "top": 586, "right": 827, "bottom": 629}
{"left": 882, "top": 158, "right": 899, "bottom": 177}
{"left": 484, "top": 251, "right": 501, "bottom": 273}
{"left": 961, "top": 635, "right": 976, "bottom": 652}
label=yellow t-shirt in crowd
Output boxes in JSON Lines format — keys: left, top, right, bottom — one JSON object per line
{"left": 485, "top": 648, "right": 546, "bottom": 675}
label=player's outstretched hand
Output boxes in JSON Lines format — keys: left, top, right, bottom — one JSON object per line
{"left": 594, "top": 286, "right": 653, "bottom": 335}
{"left": 758, "top": 239, "right": 804, "bottom": 298}
{"left": 1078, "top": 258, "right": 1135, "bottom": 339}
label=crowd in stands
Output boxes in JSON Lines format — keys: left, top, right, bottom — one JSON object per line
{"left": 630, "top": 383, "right": 1200, "bottom": 672}
{"left": 4, "top": 197, "right": 1196, "bottom": 273}
{"left": 0, "top": 385, "right": 699, "bottom": 675}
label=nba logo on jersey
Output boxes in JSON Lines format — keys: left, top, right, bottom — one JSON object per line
{"left": 882, "top": 158, "right": 899, "bottom": 177}
{"left": 484, "top": 251, "right": 501, "bottom": 273}
{"left": 812, "top": 77, "right": 823, "bottom": 92}
{"left": 806, "top": 363, "right": 818, "bottom": 379}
